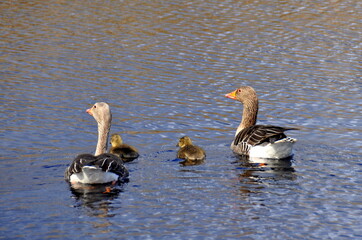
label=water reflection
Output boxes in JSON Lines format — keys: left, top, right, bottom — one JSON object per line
{"left": 231, "top": 155, "right": 297, "bottom": 205}
{"left": 70, "top": 182, "right": 126, "bottom": 218}
{"left": 234, "top": 155, "right": 296, "bottom": 184}
{"left": 179, "top": 159, "right": 205, "bottom": 166}
{"left": 1, "top": 0, "right": 361, "bottom": 238}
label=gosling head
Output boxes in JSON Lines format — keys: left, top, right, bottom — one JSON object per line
{"left": 110, "top": 134, "right": 123, "bottom": 147}
{"left": 177, "top": 136, "right": 193, "bottom": 148}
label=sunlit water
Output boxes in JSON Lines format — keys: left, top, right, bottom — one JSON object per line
{"left": 1, "top": 0, "right": 361, "bottom": 239}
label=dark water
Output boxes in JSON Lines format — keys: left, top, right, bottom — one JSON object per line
{"left": 1, "top": 0, "right": 361, "bottom": 239}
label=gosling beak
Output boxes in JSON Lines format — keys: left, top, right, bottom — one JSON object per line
{"left": 225, "top": 90, "right": 237, "bottom": 100}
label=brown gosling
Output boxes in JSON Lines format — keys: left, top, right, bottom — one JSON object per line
{"left": 110, "top": 134, "right": 139, "bottom": 163}
{"left": 176, "top": 136, "right": 206, "bottom": 162}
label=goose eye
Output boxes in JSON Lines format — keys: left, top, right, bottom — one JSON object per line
{"left": 238, "top": 89, "right": 241, "bottom": 93}
{"left": 93, "top": 105, "right": 97, "bottom": 108}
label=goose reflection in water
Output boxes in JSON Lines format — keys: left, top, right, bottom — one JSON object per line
{"left": 234, "top": 155, "right": 296, "bottom": 185}
{"left": 70, "top": 182, "right": 126, "bottom": 218}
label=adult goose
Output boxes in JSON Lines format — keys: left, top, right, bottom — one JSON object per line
{"left": 109, "top": 134, "right": 139, "bottom": 163}
{"left": 225, "top": 86, "right": 298, "bottom": 159}
{"left": 64, "top": 102, "right": 129, "bottom": 184}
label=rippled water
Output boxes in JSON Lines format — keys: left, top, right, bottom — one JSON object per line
{"left": 1, "top": 0, "right": 361, "bottom": 239}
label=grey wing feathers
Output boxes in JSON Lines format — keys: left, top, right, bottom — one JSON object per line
{"left": 234, "top": 125, "right": 297, "bottom": 147}
{"left": 235, "top": 142, "right": 252, "bottom": 154}
{"left": 64, "top": 154, "right": 94, "bottom": 180}
{"left": 65, "top": 153, "right": 129, "bottom": 181}
{"left": 94, "top": 153, "right": 129, "bottom": 178}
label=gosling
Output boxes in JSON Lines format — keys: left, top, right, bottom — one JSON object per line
{"left": 109, "top": 134, "right": 139, "bottom": 163}
{"left": 176, "top": 136, "right": 206, "bottom": 162}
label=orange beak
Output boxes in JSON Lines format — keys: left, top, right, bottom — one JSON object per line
{"left": 225, "top": 90, "right": 237, "bottom": 100}
{"left": 86, "top": 107, "right": 93, "bottom": 116}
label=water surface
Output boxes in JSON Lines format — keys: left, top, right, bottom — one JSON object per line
{"left": 1, "top": 0, "right": 361, "bottom": 239}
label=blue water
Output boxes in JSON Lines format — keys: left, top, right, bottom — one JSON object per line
{"left": 1, "top": 0, "right": 361, "bottom": 239}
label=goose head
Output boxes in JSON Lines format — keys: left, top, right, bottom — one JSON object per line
{"left": 86, "top": 102, "right": 112, "bottom": 156}
{"left": 225, "top": 86, "right": 258, "bottom": 104}
{"left": 225, "top": 86, "right": 259, "bottom": 133}
{"left": 86, "top": 102, "right": 112, "bottom": 126}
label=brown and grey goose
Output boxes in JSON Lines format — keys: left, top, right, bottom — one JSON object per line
{"left": 64, "top": 102, "right": 128, "bottom": 184}
{"left": 225, "top": 86, "right": 298, "bottom": 159}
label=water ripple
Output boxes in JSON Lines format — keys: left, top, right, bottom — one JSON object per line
{"left": 1, "top": 0, "right": 361, "bottom": 239}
